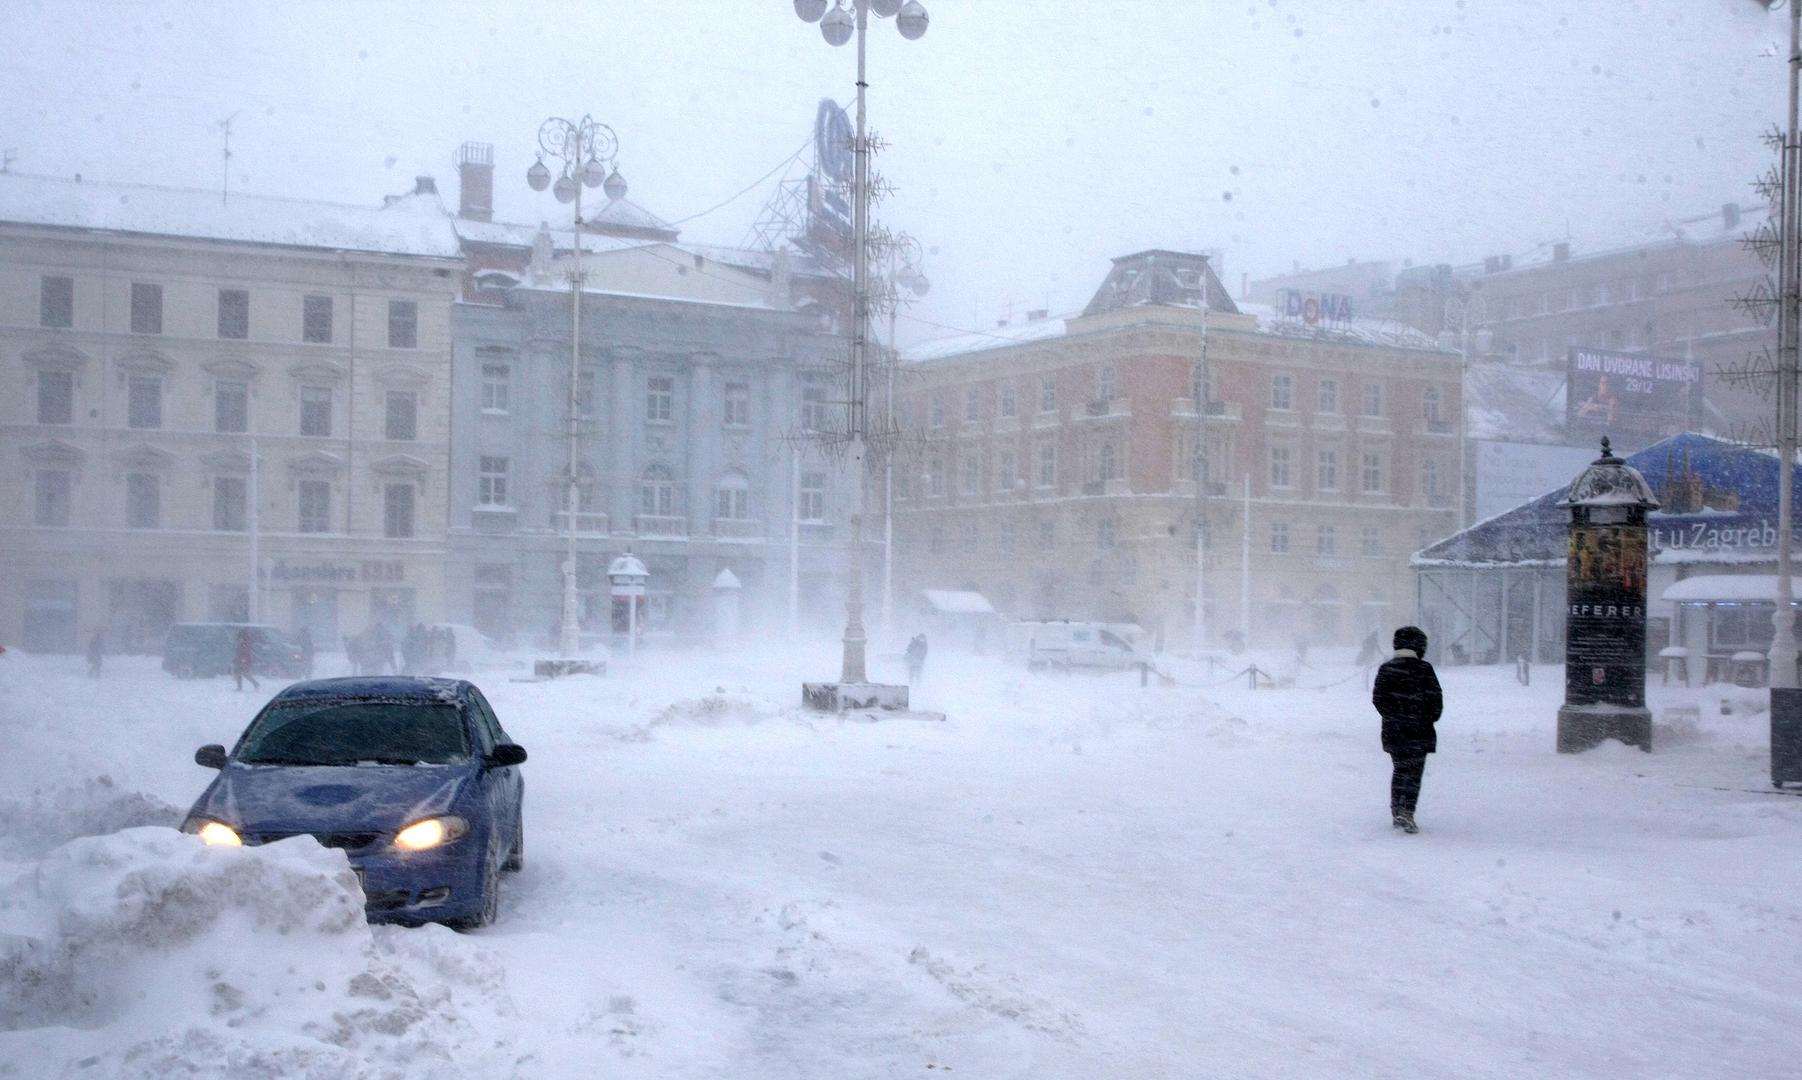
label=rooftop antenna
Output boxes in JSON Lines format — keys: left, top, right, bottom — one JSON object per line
{"left": 217, "top": 112, "right": 238, "bottom": 205}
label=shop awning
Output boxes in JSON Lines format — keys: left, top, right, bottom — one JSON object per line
{"left": 922, "top": 589, "right": 996, "bottom": 615}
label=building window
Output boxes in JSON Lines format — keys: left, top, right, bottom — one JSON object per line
{"left": 385, "top": 390, "right": 417, "bottom": 441}
{"left": 1362, "top": 452, "right": 1385, "bottom": 493}
{"left": 299, "top": 385, "right": 333, "bottom": 437}
{"left": 387, "top": 300, "right": 418, "bottom": 348}
{"left": 1423, "top": 385, "right": 1442, "bottom": 425}
{"left": 383, "top": 482, "right": 415, "bottom": 538}
{"left": 298, "top": 479, "right": 332, "bottom": 533}
{"left": 127, "top": 376, "right": 162, "bottom": 430}
{"left": 961, "top": 454, "right": 981, "bottom": 496}
{"left": 1038, "top": 519, "right": 1055, "bottom": 550}
{"left": 37, "top": 369, "right": 74, "bottom": 425}
{"left": 1097, "top": 364, "right": 1117, "bottom": 403}
{"left": 214, "top": 380, "right": 248, "bottom": 433}
{"left": 961, "top": 523, "right": 979, "bottom": 552}
{"left": 1362, "top": 383, "right": 1384, "bottom": 417}
{"left": 716, "top": 473, "right": 750, "bottom": 520}
{"left": 1317, "top": 449, "right": 1339, "bottom": 492}
{"left": 640, "top": 467, "right": 676, "bottom": 517}
{"left": 999, "top": 383, "right": 1017, "bottom": 417}
{"left": 1270, "top": 373, "right": 1293, "bottom": 411}
{"left": 1039, "top": 376, "right": 1057, "bottom": 414}
{"left": 1037, "top": 443, "right": 1057, "bottom": 487}
{"left": 799, "top": 470, "right": 826, "bottom": 521}
{"left": 926, "top": 456, "right": 945, "bottom": 497}
{"left": 1318, "top": 378, "right": 1339, "bottom": 414}
{"left": 1269, "top": 445, "right": 1293, "bottom": 489}
{"left": 40, "top": 275, "right": 74, "bottom": 329}
{"left": 482, "top": 364, "right": 510, "bottom": 412}
{"left": 998, "top": 448, "right": 1017, "bottom": 490}
{"left": 646, "top": 376, "right": 674, "bottom": 422}
{"left": 34, "top": 469, "right": 71, "bottom": 527}
{"left": 929, "top": 527, "right": 945, "bottom": 553}
{"left": 1316, "top": 523, "right": 1336, "bottom": 556}
{"left": 303, "top": 294, "right": 333, "bottom": 343}
{"left": 126, "top": 472, "right": 160, "bottom": 529}
{"left": 1098, "top": 517, "right": 1117, "bottom": 549}
{"left": 724, "top": 382, "right": 750, "bottom": 426}
{"left": 1361, "top": 525, "right": 1383, "bottom": 557}
{"left": 801, "top": 386, "right": 830, "bottom": 431}
{"left": 575, "top": 369, "right": 598, "bottom": 418}
{"left": 965, "top": 386, "right": 982, "bottom": 423}
{"left": 930, "top": 395, "right": 945, "bottom": 429}
{"left": 218, "top": 288, "right": 249, "bottom": 340}
{"left": 130, "top": 282, "right": 163, "bottom": 335}
{"left": 999, "top": 520, "right": 1016, "bottom": 553}
{"left": 1269, "top": 522, "right": 1289, "bottom": 554}
{"left": 478, "top": 456, "right": 510, "bottom": 506}
{"left": 1422, "top": 459, "right": 1441, "bottom": 497}
{"left": 213, "top": 476, "right": 248, "bottom": 532}
{"left": 1098, "top": 440, "right": 1119, "bottom": 482}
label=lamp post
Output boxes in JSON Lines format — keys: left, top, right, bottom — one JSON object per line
{"left": 880, "top": 231, "right": 929, "bottom": 633}
{"left": 792, "top": 0, "right": 930, "bottom": 686}
{"left": 525, "top": 114, "right": 625, "bottom": 660}
{"left": 1770, "top": 0, "right": 1801, "bottom": 693}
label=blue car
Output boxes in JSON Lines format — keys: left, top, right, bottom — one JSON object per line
{"left": 182, "top": 676, "right": 527, "bottom": 928}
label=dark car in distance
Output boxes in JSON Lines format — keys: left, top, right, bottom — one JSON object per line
{"left": 163, "top": 622, "right": 304, "bottom": 680}
{"left": 182, "top": 676, "right": 527, "bottom": 928}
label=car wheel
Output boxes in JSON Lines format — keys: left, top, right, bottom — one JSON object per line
{"left": 502, "top": 809, "right": 523, "bottom": 873}
{"left": 453, "top": 857, "right": 500, "bottom": 931}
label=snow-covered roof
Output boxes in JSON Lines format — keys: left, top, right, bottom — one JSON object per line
{"left": 923, "top": 589, "right": 996, "bottom": 615}
{"left": 1662, "top": 574, "right": 1800, "bottom": 603}
{"left": 1234, "top": 302, "right": 1446, "bottom": 352}
{"left": 0, "top": 172, "right": 463, "bottom": 258}
{"left": 1461, "top": 202, "right": 1765, "bottom": 280}
{"left": 903, "top": 314, "right": 1071, "bottom": 363}
{"left": 1466, "top": 363, "right": 1567, "bottom": 443}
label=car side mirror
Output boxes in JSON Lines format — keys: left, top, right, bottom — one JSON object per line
{"left": 195, "top": 744, "right": 228, "bottom": 770}
{"left": 486, "top": 743, "right": 527, "bottom": 768}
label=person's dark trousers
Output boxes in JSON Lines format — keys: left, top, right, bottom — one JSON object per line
{"left": 1389, "top": 753, "right": 1427, "bottom": 816}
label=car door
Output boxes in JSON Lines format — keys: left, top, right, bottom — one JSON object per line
{"left": 467, "top": 687, "right": 521, "bottom": 856}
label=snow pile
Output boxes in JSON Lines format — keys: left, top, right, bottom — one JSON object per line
{"left": 0, "top": 828, "right": 518, "bottom": 1078}
{"left": 0, "top": 775, "right": 180, "bottom": 860}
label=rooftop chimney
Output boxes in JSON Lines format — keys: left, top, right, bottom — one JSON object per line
{"left": 1552, "top": 241, "right": 1570, "bottom": 262}
{"left": 414, "top": 175, "right": 437, "bottom": 195}
{"left": 457, "top": 141, "right": 495, "bottom": 223}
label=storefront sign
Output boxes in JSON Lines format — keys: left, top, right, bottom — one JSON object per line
{"left": 1651, "top": 518, "right": 1778, "bottom": 552}
{"left": 1277, "top": 289, "right": 1353, "bottom": 326}
{"left": 262, "top": 559, "right": 406, "bottom": 584}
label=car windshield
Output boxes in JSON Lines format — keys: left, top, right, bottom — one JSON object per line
{"left": 236, "top": 699, "right": 469, "bottom": 766}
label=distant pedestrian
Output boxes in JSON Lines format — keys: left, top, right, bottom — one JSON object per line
{"left": 1371, "top": 625, "right": 1442, "bottom": 834}
{"left": 232, "top": 627, "right": 260, "bottom": 692}
{"left": 296, "top": 627, "right": 315, "bottom": 679}
{"left": 1356, "top": 629, "right": 1381, "bottom": 668}
{"left": 442, "top": 626, "right": 458, "bottom": 670}
{"left": 905, "top": 633, "right": 928, "bottom": 686}
{"left": 86, "top": 629, "right": 105, "bottom": 678}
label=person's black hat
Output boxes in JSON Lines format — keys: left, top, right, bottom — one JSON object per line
{"left": 1393, "top": 625, "right": 1428, "bottom": 654}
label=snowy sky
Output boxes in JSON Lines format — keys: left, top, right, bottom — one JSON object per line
{"left": 1, "top": 0, "right": 1786, "bottom": 343}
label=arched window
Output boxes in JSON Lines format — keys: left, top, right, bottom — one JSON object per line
{"left": 1098, "top": 441, "right": 1118, "bottom": 482}
{"left": 715, "top": 470, "right": 750, "bottom": 520}
{"left": 1423, "top": 385, "right": 1442, "bottom": 424}
{"left": 640, "top": 465, "right": 676, "bottom": 518}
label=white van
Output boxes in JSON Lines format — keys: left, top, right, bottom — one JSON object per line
{"left": 1005, "top": 621, "right": 1148, "bottom": 671}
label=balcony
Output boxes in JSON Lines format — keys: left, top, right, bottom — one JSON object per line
{"left": 712, "top": 517, "right": 764, "bottom": 541}
{"left": 549, "top": 511, "right": 610, "bottom": 537}
{"left": 797, "top": 520, "right": 835, "bottom": 543}
{"left": 1171, "top": 399, "right": 1241, "bottom": 421}
{"left": 635, "top": 514, "right": 689, "bottom": 539}
{"left": 1079, "top": 398, "right": 1130, "bottom": 422}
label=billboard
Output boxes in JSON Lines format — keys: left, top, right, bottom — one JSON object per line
{"left": 1566, "top": 347, "right": 1700, "bottom": 447}
{"left": 1277, "top": 288, "right": 1353, "bottom": 326}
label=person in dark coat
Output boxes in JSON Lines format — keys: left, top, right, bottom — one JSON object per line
{"left": 904, "top": 634, "right": 928, "bottom": 686}
{"left": 295, "top": 627, "right": 315, "bottom": 679}
{"left": 1371, "top": 625, "right": 1442, "bottom": 833}
{"left": 232, "top": 627, "right": 260, "bottom": 692}
{"left": 86, "top": 629, "right": 105, "bottom": 678}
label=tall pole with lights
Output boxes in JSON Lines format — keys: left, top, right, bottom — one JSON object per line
{"left": 881, "top": 231, "right": 928, "bottom": 632}
{"left": 792, "top": 0, "right": 930, "bottom": 685}
{"left": 1772, "top": 0, "right": 1801, "bottom": 692}
{"left": 526, "top": 115, "right": 625, "bottom": 660}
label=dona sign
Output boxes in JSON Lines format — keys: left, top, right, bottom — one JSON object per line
{"left": 1566, "top": 347, "right": 1700, "bottom": 447}
{"left": 1277, "top": 289, "right": 1353, "bottom": 326}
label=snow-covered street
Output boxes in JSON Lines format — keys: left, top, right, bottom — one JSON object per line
{"left": 2, "top": 645, "right": 1798, "bottom": 1078}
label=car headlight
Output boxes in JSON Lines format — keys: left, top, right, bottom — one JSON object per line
{"left": 185, "top": 820, "right": 243, "bottom": 847}
{"left": 393, "top": 816, "right": 468, "bottom": 852}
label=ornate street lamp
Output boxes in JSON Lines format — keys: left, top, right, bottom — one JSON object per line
{"left": 791, "top": 0, "right": 930, "bottom": 694}
{"left": 525, "top": 114, "right": 623, "bottom": 664}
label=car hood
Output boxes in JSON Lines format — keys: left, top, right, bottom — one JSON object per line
{"left": 191, "top": 763, "right": 470, "bottom": 836}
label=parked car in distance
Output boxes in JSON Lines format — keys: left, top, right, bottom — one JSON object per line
{"left": 163, "top": 622, "right": 304, "bottom": 679}
{"left": 1005, "top": 620, "right": 1150, "bottom": 672}
{"left": 430, "top": 623, "right": 519, "bottom": 673}
{"left": 182, "top": 676, "right": 527, "bottom": 929}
